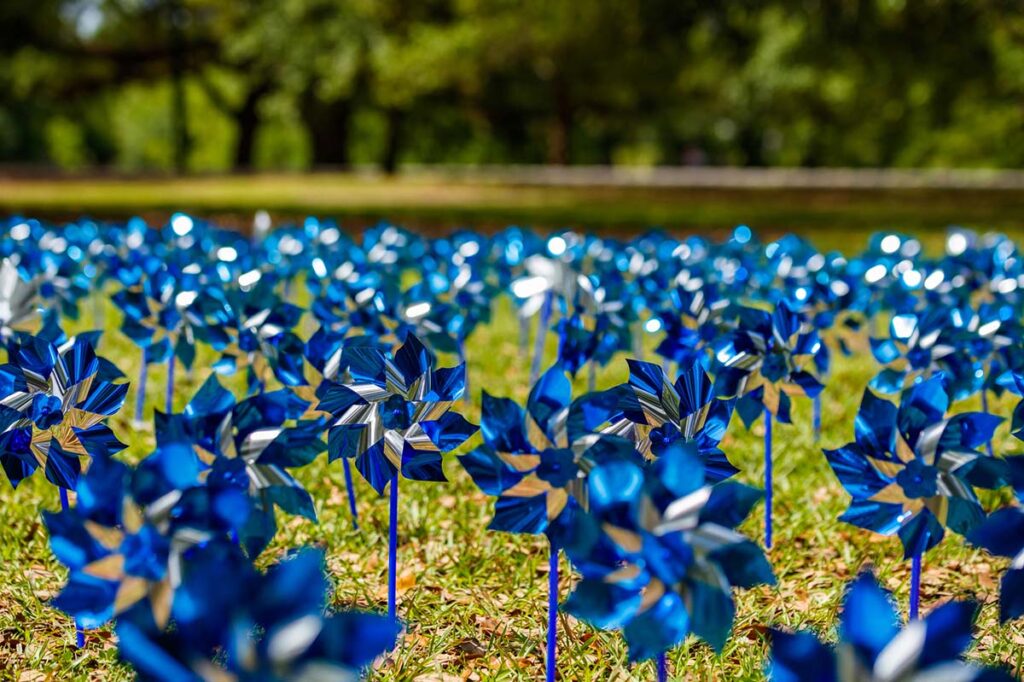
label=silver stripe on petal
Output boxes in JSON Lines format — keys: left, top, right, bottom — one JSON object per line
{"left": 655, "top": 486, "right": 712, "bottom": 535}
{"left": 872, "top": 619, "right": 925, "bottom": 682}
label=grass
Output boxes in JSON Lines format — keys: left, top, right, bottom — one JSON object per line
{"left": 0, "top": 289, "right": 1022, "bottom": 682}
{"left": 8, "top": 174, "right": 1024, "bottom": 244}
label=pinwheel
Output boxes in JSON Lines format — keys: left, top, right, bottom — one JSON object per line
{"left": 458, "top": 362, "right": 634, "bottom": 682}
{"left": 510, "top": 235, "right": 581, "bottom": 383}
{"left": 823, "top": 375, "right": 1006, "bottom": 617}
{"left": 169, "top": 374, "right": 326, "bottom": 557}
{"left": 562, "top": 442, "right": 774, "bottom": 680}
{"left": 557, "top": 273, "right": 632, "bottom": 390}
{"left": 115, "top": 543, "right": 400, "bottom": 681}
{"left": 0, "top": 333, "right": 128, "bottom": 492}
{"left": 113, "top": 267, "right": 232, "bottom": 421}
{"left": 869, "top": 306, "right": 984, "bottom": 402}
{"left": 651, "top": 281, "right": 727, "bottom": 376}
{"left": 966, "top": 455, "right": 1024, "bottom": 623}
{"left": 768, "top": 571, "right": 1011, "bottom": 681}
{"left": 602, "top": 359, "right": 738, "bottom": 482}
{"left": 320, "top": 334, "right": 477, "bottom": 618}
{"left": 216, "top": 274, "right": 304, "bottom": 394}
{"left": 0, "top": 258, "right": 40, "bottom": 345}
{"left": 712, "top": 301, "right": 825, "bottom": 547}
{"left": 288, "top": 329, "right": 387, "bottom": 531}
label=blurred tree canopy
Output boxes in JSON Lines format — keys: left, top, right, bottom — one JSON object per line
{"left": 2, "top": 0, "right": 1023, "bottom": 173}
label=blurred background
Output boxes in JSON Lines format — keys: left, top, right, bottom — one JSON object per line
{"left": 3, "top": 0, "right": 1024, "bottom": 234}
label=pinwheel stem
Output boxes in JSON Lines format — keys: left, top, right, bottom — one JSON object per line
{"left": 388, "top": 472, "right": 399, "bottom": 620}
{"left": 92, "top": 290, "right": 105, "bottom": 329}
{"left": 134, "top": 359, "right": 148, "bottom": 426}
{"left": 813, "top": 394, "right": 822, "bottom": 442}
{"left": 980, "top": 390, "right": 994, "bottom": 457}
{"left": 547, "top": 538, "right": 558, "bottom": 682}
{"left": 530, "top": 291, "right": 553, "bottom": 384}
{"left": 657, "top": 653, "right": 668, "bottom": 682}
{"left": 459, "top": 338, "right": 470, "bottom": 405}
{"left": 909, "top": 552, "right": 922, "bottom": 620}
{"left": 764, "top": 408, "right": 773, "bottom": 550}
{"left": 342, "top": 457, "right": 359, "bottom": 530}
{"left": 519, "top": 315, "right": 530, "bottom": 358}
{"left": 166, "top": 353, "right": 176, "bottom": 413}
{"left": 59, "top": 488, "right": 85, "bottom": 648}
{"left": 632, "top": 321, "right": 645, "bottom": 361}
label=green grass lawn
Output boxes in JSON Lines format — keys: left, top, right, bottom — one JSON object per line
{"left": 0, "top": 293, "right": 1021, "bottom": 681}
{"left": 7, "top": 174, "right": 1024, "bottom": 246}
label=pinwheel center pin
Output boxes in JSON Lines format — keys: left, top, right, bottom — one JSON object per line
{"left": 649, "top": 423, "right": 681, "bottom": 453}
{"left": 31, "top": 394, "right": 64, "bottom": 430}
{"left": 380, "top": 394, "right": 414, "bottom": 430}
{"left": 536, "top": 448, "right": 576, "bottom": 487}
{"left": 896, "top": 459, "right": 939, "bottom": 499}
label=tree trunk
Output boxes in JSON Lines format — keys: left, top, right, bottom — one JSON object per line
{"left": 547, "top": 76, "right": 573, "bottom": 165}
{"left": 168, "top": 0, "right": 190, "bottom": 174}
{"left": 232, "top": 82, "right": 271, "bottom": 171}
{"left": 300, "top": 93, "right": 354, "bottom": 169}
{"left": 381, "top": 108, "right": 404, "bottom": 175}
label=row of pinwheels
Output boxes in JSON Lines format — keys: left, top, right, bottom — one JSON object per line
{"left": 0, "top": 215, "right": 1022, "bottom": 680}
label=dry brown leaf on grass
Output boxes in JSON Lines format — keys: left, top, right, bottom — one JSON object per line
{"left": 17, "top": 672, "right": 47, "bottom": 682}
{"left": 453, "top": 638, "right": 487, "bottom": 659}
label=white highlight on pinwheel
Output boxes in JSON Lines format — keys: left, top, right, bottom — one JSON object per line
{"left": 547, "top": 236, "right": 567, "bottom": 256}
{"left": 947, "top": 232, "right": 968, "bottom": 256}
{"left": 880, "top": 234, "right": 900, "bottom": 254}
{"left": 865, "top": 264, "right": 887, "bottom": 283}
{"left": 171, "top": 213, "right": 194, "bottom": 236}
{"left": 238, "top": 269, "right": 262, "bottom": 290}
{"left": 217, "top": 246, "right": 238, "bottom": 262}
{"left": 512, "top": 276, "right": 549, "bottom": 299}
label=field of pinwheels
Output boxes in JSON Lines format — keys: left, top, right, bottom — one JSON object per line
{"left": 0, "top": 217, "right": 1022, "bottom": 681}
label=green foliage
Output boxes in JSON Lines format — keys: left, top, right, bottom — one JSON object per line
{"left": 5, "top": 1, "right": 1024, "bottom": 171}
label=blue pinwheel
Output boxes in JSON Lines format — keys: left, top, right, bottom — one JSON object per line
{"left": 967, "top": 455, "right": 1024, "bottom": 623}
{"left": 459, "top": 361, "right": 634, "bottom": 681}
{"left": 169, "top": 374, "right": 326, "bottom": 556}
{"left": 712, "top": 301, "right": 824, "bottom": 547}
{"left": 712, "top": 301, "right": 825, "bottom": 427}
{"left": 0, "top": 333, "right": 128, "bottom": 490}
{"left": 602, "top": 359, "right": 738, "bottom": 482}
{"left": 769, "top": 571, "right": 1011, "bottom": 681}
{"left": 0, "top": 258, "right": 40, "bottom": 344}
{"left": 319, "top": 333, "right": 477, "bottom": 619}
{"left": 321, "top": 333, "right": 477, "bottom": 495}
{"left": 563, "top": 443, "right": 774, "bottom": 675}
{"left": 115, "top": 543, "right": 400, "bottom": 681}
{"left": 113, "top": 267, "right": 233, "bottom": 418}
{"left": 869, "top": 307, "right": 983, "bottom": 402}
{"left": 45, "top": 456, "right": 177, "bottom": 632}
{"left": 823, "top": 375, "right": 1007, "bottom": 617}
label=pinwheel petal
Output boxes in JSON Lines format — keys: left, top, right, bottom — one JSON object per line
{"left": 840, "top": 572, "right": 900, "bottom": 666}
{"left": 768, "top": 629, "right": 838, "bottom": 682}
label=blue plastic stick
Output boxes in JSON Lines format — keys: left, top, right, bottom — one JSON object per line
{"left": 166, "top": 353, "right": 176, "bottom": 413}
{"left": 134, "top": 359, "right": 147, "bottom": 424}
{"left": 813, "top": 393, "right": 822, "bottom": 442}
{"left": 765, "top": 408, "right": 773, "bottom": 550}
{"left": 388, "top": 472, "right": 399, "bottom": 620}
{"left": 530, "top": 291, "right": 553, "bottom": 384}
{"left": 59, "top": 488, "right": 85, "bottom": 648}
{"left": 547, "top": 538, "right": 558, "bottom": 682}
{"left": 342, "top": 458, "right": 359, "bottom": 530}
{"left": 909, "top": 552, "right": 922, "bottom": 620}
{"left": 981, "top": 390, "right": 994, "bottom": 457}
